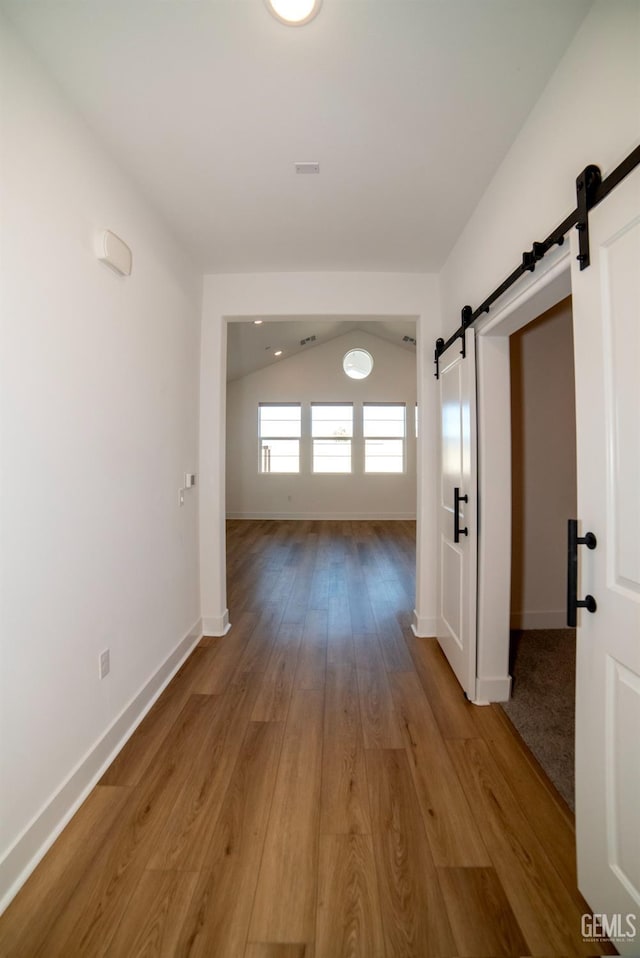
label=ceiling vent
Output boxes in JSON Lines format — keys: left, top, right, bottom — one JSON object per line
{"left": 403, "top": 335, "right": 417, "bottom": 345}
{"left": 295, "top": 162, "right": 320, "bottom": 174}
{"left": 300, "top": 335, "right": 317, "bottom": 345}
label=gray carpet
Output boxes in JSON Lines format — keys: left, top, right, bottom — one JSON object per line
{"left": 501, "top": 629, "right": 576, "bottom": 810}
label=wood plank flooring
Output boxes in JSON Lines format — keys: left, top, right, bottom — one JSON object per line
{"left": 0, "top": 519, "right": 616, "bottom": 957}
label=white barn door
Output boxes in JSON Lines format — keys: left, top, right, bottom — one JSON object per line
{"left": 571, "top": 165, "right": 640, "bottom": 954}
{"left": 437, "top": 330, "right": 477, "bottom": 700}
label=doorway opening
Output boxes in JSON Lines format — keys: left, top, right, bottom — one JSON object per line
{"left": 500, "top": 295, "right": 577, "bottom": 809}
{"left": 223, "top": 316, "right": 420, "bottom": 634}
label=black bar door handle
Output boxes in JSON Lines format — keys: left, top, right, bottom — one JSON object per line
{"left": 567, "top": 519, "right": 597, "bottom": 627}
{"left": 454, "top": 487, "right": 468, "bottom": 543}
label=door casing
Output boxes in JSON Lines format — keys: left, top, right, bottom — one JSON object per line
{"left": 473, "top": 245, "right": 572, "bottom": 702}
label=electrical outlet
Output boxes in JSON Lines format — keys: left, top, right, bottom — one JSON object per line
{"left": 99, "top": 648, "right": 110, "bottom": 679}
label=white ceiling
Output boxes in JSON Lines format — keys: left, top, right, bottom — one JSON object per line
{"left": 2, "top": 0, "right": 592, "bottom": 273}
{"left": 227, "top": 316, "right": 417, "bottom": 380}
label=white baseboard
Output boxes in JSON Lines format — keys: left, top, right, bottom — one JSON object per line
{"left": 226, "top": 512, "right": 416, "bottom": 521}
{"left": 0, "top": 617, "right": 203, "bottom": 915}
{"left": 202, "top": 609, "right": 231, "bottom": 636}
{"left": 411, "top": 610, "right": 437, "bottom": 637}
{"left": 510, "top": 609, "right": 567, "bottom": 630}
{"left": 474, "top": 674, "right": 512, "bottom": 704}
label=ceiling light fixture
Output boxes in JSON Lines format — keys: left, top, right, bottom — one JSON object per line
{"left": 253, "top": 319, "right": 263, "bottom": 325}
{"left": 265, "top": 0, "right": 321, "bottom": 26}
{"left": 274, "top": 350, "right": 283, "bottom": 357}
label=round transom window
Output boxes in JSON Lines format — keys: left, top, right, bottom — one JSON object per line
{"left": 343, "top": 348, "right": 374, "bottom": 380}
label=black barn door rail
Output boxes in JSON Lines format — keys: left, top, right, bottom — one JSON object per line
{"left": 434, "top": 143, "right": 640, "bottom": 378}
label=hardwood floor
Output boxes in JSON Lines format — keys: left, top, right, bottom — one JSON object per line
{"left": 0, "top": 519, "right": 616, "bottom": 957}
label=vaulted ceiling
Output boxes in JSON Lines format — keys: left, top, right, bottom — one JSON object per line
{"left": 226, "top": 316, "right": 417, "bottom": 380}
{"left": 2, "top": 0, "right": 592, "bottom": 273}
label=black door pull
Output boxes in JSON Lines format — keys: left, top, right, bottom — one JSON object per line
{"left": 454, "top": 487, "right": 468, "bottom": 543}
{"left": 567, "top": 519, "right": 597, "bottom": 627}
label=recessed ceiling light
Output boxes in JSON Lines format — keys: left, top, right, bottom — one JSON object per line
{"left": 274, "top": 350, "right": 283, "bottom": 357}
{"left": 253, "top": 319, "right": 263, "bottom": 325}
{"left": 265, "top": 0, "right": 321, "bottom": 26}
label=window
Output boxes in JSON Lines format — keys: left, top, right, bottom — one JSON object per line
{"left": 343, "top": 348, "right": 373, "bottom": 380}
{"left": 363, "top": 403, "right": 405, "bottom": 473}
{"left": 257, "top": 401, "right": 409, "bottom": 475}
{"left": 311, "top": 403, "right": 353, "bottom": 473}
{"left": 259, "top": 403, "right": 301, "bottom": 473}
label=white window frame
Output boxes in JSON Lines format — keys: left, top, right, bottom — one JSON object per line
{"left": 311, "top": 402, "right": 354, "bottom": 474}
{"left": 363, "top": 402, "right": 406, "bottom": 474}
{"left": 258, "top": 402, "right": 302, "bottom": 474}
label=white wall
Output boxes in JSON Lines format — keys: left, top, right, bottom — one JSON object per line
{"left": 441, "top": 0, "right": 640, "bottom": 691}
{"left": 200, "top": 272, "right": 440, "bottom": 637}
{"left": 441, "top": 0, "right": 640, "bottom": 320}
{"left": 226, "top": 329, "right": 417, "bottom": 519}
{"left": 510, "top": 298, "right": 577, "bottom": 629}
{"left": 0, "top": 20, "right": 202, "bottom": 908}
